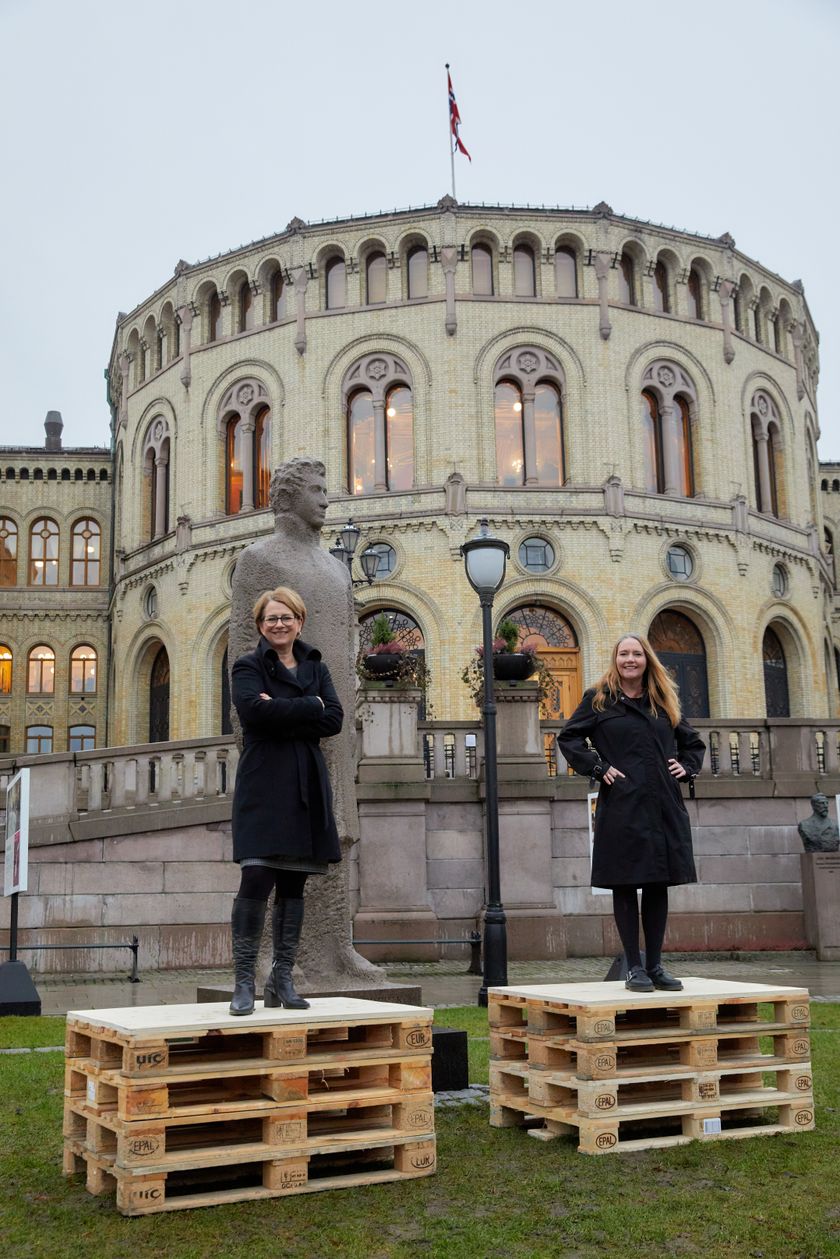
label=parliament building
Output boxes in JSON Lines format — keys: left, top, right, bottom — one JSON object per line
{"left": 0, "top": 196, "right": 834, "bottom": 756}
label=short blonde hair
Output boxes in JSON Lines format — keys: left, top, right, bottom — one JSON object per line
{"left": 252, "top": 586, "right": 307, "bottom": 633}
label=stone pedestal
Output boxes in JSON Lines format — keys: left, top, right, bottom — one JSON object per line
{"left": 494, "top": 680, "right": 549, "bottom": 783}
{"left": 801, "top": 851, "right": 840, "bottom": 960}
{"left": 357, "top": 684, "right": 426, "bottom": 784}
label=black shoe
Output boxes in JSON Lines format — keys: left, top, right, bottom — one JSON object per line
{"left": 625, "top": 965, "right": 654, "bottom": 992}
{"left": 229, "top": 897, "right": 266, "bottom": 1016}
{"left": 647, "top": 965, "right": 683, "bottom": 991}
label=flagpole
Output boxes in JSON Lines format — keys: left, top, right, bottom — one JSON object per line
{"left": 446, "top": 63, "right": 456, "bottom": 200}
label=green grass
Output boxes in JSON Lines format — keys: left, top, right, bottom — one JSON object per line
{"left": 0, "top": 1008, "right": 838, "bottom": 1258}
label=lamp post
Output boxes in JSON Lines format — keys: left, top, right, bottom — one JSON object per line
{"left": 329, "top": 518, "right": 379, "bottom": 586}
{"left": 460, "top": 519, "right": 510, "bottom": 1006}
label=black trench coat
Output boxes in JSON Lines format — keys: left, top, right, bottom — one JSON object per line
{"left": 231, "top": 637, "right": 343, "bottom": 864}
{"left": 556, "top": 690, "right": 706, "bottom": 888}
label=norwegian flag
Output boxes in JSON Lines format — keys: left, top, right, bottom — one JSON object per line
{"left": 448, "top": 69, "right": 471, "bottom": 161}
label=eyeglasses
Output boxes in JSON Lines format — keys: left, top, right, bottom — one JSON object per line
{"left": 262, "top": 614, "right": 298, "bottom": 627}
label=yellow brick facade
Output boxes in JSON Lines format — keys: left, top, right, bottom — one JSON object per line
{"left": 32, "top": 201, "right": 834, "bottom": 746}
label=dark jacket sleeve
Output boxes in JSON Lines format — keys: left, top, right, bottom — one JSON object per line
{"left": 294, "top": 663, "right": 343, "bottom": 738}
{"left": 674, "top": 718, "right": 706, "bottom": 776}
{"left": 232, "top": 655, "right": 323, "bottom": 733}
{"left": 556, "top": 690, "right": 603, "bottom": 778}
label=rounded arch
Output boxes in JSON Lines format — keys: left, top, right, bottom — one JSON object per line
{"left": 192, "top": 605, "right": 234, "bottom": 735}
{"left": 631, "top": 584, "right": 735, "bottom": 717}
{"left": 500, "top": 600, "right": 581, "bottom": 718}
{"left": 494, "top": 570, "right": 610, "bottom": 684}
{"left": 687, "top": 256, "right": 714, "bottom": 321}
{"left": 648, "top": 607, "right": 711, "bottom": 718}
{"left": 124, "top": 632, "right": 175, "bottom": 744}
{"left": 510, "top": 231, "right": 543, "bottom": 297}
{"left": 753, "top": 604, "right": 816, "bottom": 718}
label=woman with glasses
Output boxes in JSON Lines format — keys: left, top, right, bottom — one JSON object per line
{"left": 228, "top": 585, "right": 343, "bottom": 1015}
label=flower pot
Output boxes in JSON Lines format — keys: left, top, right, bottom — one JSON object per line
{"left": 363, "top": 652, "right": 405, "bottom": 679}
{"left": 492, "top": 652, "right": 536, "bottom": 682}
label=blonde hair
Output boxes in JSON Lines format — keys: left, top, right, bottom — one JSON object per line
{"left": 252, "top": 586, "right": 307, "bottom": 634}
{"left": 591, "top": 633, "right": 681, "bottom": 726}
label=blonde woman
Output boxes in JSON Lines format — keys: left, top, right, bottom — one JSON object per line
{"left": 557, "top": 634, "right": 705, "bottom": 992}
{"left": 228, "top": 586, "right": 343, "bottom": 1015}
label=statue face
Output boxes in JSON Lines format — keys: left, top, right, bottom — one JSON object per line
{"left": 812, "top": 795, "right": 829, "bottom": 817}
{"left": 291, "top": 474, "right": 328, "bottom": 529}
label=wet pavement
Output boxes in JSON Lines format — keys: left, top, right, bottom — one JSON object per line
{"left": 28, "top": 951, "right": 840, "bottom": 1017}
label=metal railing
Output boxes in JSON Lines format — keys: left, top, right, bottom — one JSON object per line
{"left": 0, "top": 936, "right": 141, "bottom": 981}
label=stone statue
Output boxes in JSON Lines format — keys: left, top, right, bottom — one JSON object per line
{"left": 229, "top": 456, "right": 386, "bottom": 989}
{"left": 797, "top": 794, "right": 840, "bottom": 853}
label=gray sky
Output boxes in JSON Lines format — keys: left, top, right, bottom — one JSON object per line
{"left": 1, "top": 0, "right": 838, "bottom": 458}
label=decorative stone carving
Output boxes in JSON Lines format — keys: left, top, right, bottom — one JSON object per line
{"left": 592, "top": 201, "right": 613, "bottom": 217}
{"left": 342, "top": 354, "right": 412, "bottom": 406}
{"left": 366, "top": 359, "right": 388, "bottom": 381}
{"left": 517, "top": 352, "right": 539, "bottom": 374}
{"left": 286, "top": 216, "right": 306, "bottom": 234}
{"left": 437, "top": 194, "right": 458, "bottom": 210}
{"left": 717, "top": 232, "right": 736, "bottom": 249}
{"left": 798, "top": 795, "right": 840, "bottom": 852}
{"left": 236, "top": 384, "right": 255, "bottom": 406}
{"left": 656, "top": 366, "right": 675, "bottom": 387}
{"left": 757, "top": 395, "right": 769, "bottom": 417}
{"left": 444, "top": 471, "right": 466, "bottom": 515}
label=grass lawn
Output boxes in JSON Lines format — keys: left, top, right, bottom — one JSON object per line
{"left": 0, "top": 1006, "right": 837, "bottom": 1259}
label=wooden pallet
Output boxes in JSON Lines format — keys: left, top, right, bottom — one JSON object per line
{"left": 65, "top": 998, "right": 433, "bottom": 1078}
{"left": 64, "top": 1090, "right": 436, "bottom": 1170}
{"left": 487, "top": 978, "right": 814, "bottom": 1155}
{"left": 63, "top": 1131, "right": 437, "bottom": 1214}
{"left": 489, "top": 978, "right": 810, "bottom": 1043}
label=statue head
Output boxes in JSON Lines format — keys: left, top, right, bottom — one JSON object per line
{"left": 269, "top": 457, "right": 328, "bottom": 530}
{"left": 810, "top": 793, "right": 829, "bottom": 818}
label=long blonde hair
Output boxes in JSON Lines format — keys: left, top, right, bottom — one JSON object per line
{"left": 591, "top": 633, "right": 682, "bottom": 726}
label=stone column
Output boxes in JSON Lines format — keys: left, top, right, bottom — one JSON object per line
{"left": 372, "top": 398, "right": 388, "bottom": 491}
{"left": 521, "top": 386, "right": 538, "bottom": 485}
{"left": 154, "top": 451, "right": 168, "bottom": 538}
{"left": 755, "top": 429, "right": 773, "bottom": 513}
{"left": 293, "top": 268, "right": 309, "bottom": 355}
{"left": 719, "top": 280, "right": 735, "bottom": 364}
{"left": 117, "top": 353, "right": 131, "bottom": 428}
{"left": 660, "top": 402, "right": 682, "bottom": 496}
{"left": 594, "top": 253, "right": 612, "bottom": 340}
{"left": 177, "top": 305, "right": 193, "bottom": 389}
{"left": 791, "top": 321, "right": 805, "bottom": 401}
{"left": 441, "top": 247, "right": 458, "bottom": 336}
{"left": 239, "top": 418, "right": 255, "bottom": 512}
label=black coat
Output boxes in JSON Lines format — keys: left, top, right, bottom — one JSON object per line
{"left": 556, "top": 690, "right": 706, "bottom": 888}
{"left": 231, "top": 637, "right": 343, "bottom": 864}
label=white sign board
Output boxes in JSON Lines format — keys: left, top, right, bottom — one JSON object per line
{"left": 587, "top": 790, "right": 611, "bottom": 897}
{"left": 4, "top": 768, "right": 30, "bottom": 896}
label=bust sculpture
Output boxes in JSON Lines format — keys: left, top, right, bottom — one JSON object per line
{"left": 797, "top": 794, "right": 840, "bottom": 853}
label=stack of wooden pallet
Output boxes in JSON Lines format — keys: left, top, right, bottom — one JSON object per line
{"left": 488, "top": 978, "right": 814, "bottom": 1154}
{"left": 62, "top": 997, "right": 436, "bottom": 1214}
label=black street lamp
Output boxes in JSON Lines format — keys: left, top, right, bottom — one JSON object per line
{"left": 460, "top": 518, "right": 510, "bottom": 1006}
{"left": 329, "top": 518, "right": 379, "bottom": 586}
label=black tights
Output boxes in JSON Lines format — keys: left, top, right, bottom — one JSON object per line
{"left": 611, "top": 884, "right": 669, "bottom": 970}
{"left": 237, "top": 866, "right": 308, "bottom": 904}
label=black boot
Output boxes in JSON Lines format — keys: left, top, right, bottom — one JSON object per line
{"left": 264, "top": 898, "right": 310, "bottom": 1010}
{"left": 229, "top": 897, "right": 266, "bottom": 1016}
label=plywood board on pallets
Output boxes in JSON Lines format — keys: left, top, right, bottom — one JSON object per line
{"left": 65, "top": 1000, "right": 433, "bottom": 1078}
{"left": 63, "top": 1092, "right": 435, "bottom": 1173}
{"left": 488, "top": 979, "right": 810, "bottom": 1043}
{"left": 63, "top": 1132, "right": 436, "bottom": 1215}
{"left": 524, "top": 1026, "right": 813, "bottom": 1078}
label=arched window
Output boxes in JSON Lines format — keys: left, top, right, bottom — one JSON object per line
{"left": 640, "top": 364, "right": 697, "bottom": 498}
{"left": 648, "top": 610, "right": 710, "bottom": 717}
{"left": 348, "top": 391, "right": 375, "bottom": 495}
{"left": 493, "top": 347, "right": 566, "bottom": 487}
{"left": 763, "top": 626, "right": 790, "bottom": 717}
{"left": 653, "top": 261, "right": 670, "bottom": 313}
{"left": 27, "top": 644, "right": 55, "bottom": 694}
{"left": 407, "top": 245, "right": 428, "bottom": 299}
{"left": 325, "top": 256, "right": 346, "bottom": 309}
{"left": 365, "top": 251, "right": 387, "bottom": 304}
{"left": 68, "top": 725, "right": 95, "bottom": 752}
{"left": 732, "top": 288, "right": 742, "bottom": 333}
{"left": 343, "top": 354, "right": 414, "bottom": 495}
{"left": 0, "top": 517, "right": 17, "bottom": 585}
{"left": 0, "top": 644, "right": 11, "bottom": 694}
{"left": 71, "top": 518, "right": 101, "bottom": 586}
{"left": 255, "top": 406, "right": 271, "bottom": 508}
{"left": 359, "top": 607, "right": 425, "bottom": 715}
{"left": 751, "top": 392, "right": 782, "bottom": 517}
{"left": 271, "top": 271, "right": 285, "bottom": 320}
{"left": 618, "top": 251, "right": 636, "bottom": 305}
{"left": 26, "top": 725, "right": 52, "bottom": 754}
{"left": 513, "top": 244, "right": 536, "bottom": 297}
{"left": 687, "top": 267, "right": 703, "bottom": 319}
{"left": 209, "top": 290, "right": 223, "bottom": 342}
{"left": 238, "top": 281, "right": 254, "bottom": 333}
{"left": 554, "top": 246, "right": 578, "bottom": 298}
{"left": 149, "top": 646, "right": 170, "bottom": 743}
{"left": 471, "top": 243, "right": 494, "bottom": 295}
{"left": 29, "top": 518, "right": 59, "bottom": 585}
{"left": 226, "top": 417, "right": 244, "bottom": 514}
{"left": 144, "top": 423, "right": 170, "bottom": 540}
{"left": 70, "top": 645, "right": 97, "bottom": 693}
{"left": 495, "top": 380, "right": 524, "bottom": 486}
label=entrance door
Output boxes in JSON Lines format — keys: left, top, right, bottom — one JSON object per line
{"left": 649, "top": 610, "right": 710, "bottom": 718}
{"left": 149, "top": 646, "right": 170, "bottom": 742}
{"left": 505, "top": 605, "right": 581, "bottom": 719}
{"left": 762, "top": 626, "right": 790, "bottom": 717}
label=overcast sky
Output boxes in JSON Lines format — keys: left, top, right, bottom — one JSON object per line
{"left": 1, "top": 0, "right": 838, "bottom": 459}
